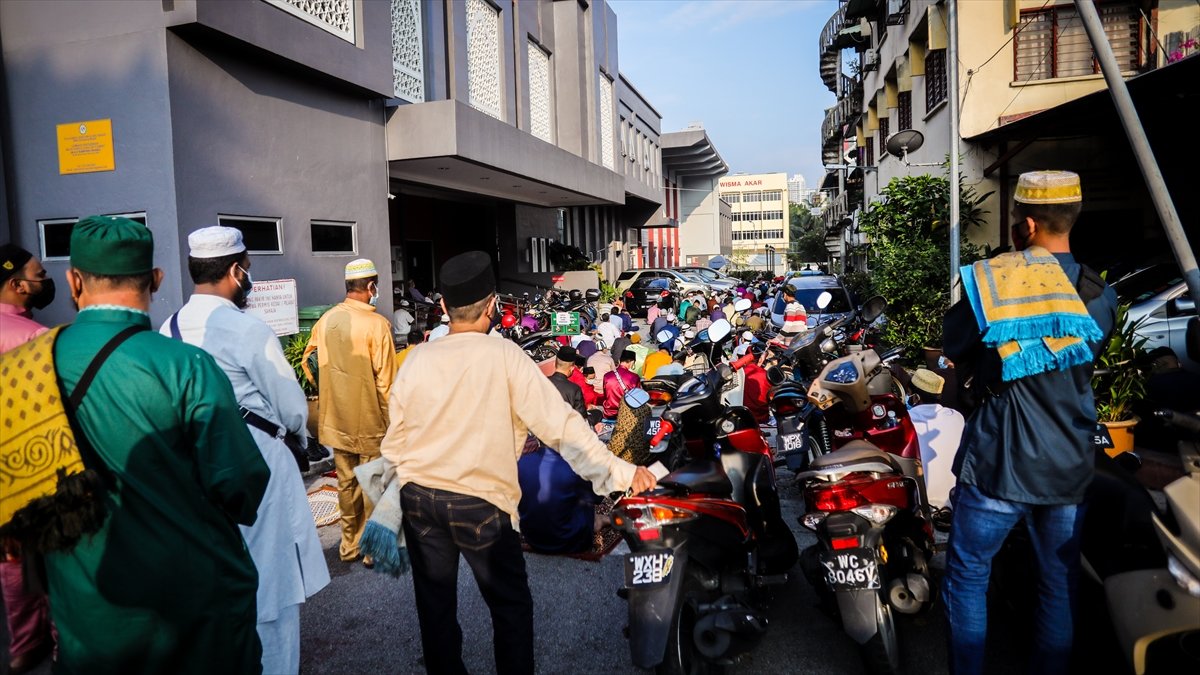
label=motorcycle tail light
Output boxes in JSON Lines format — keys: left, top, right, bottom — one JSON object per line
{"left": 807, "top": 483, "right": 869, "bottom": 512}
{"left": 618, "top": 503, "right": 697, "bottom": 541}
{"left": 772, "top": 399, "right": 799, "bottom": 416}
{"left": 648, "top": 389, "right": 674, "bottom": 405}
{"left": 831, "top": 536, "right": 859, "bottom": 550}
{"left": 851, "top": 504, "right": 898, "bottom": 525}
{"left": 1167, "top": 554, "right": 1200, "bottom": 598}
{"left": 624, "top": 291, "right": 634, "bottom": 298}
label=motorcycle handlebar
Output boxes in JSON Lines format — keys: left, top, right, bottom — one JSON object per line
{"left": 1155, "top": 409, "right": 1200, "bottom": 437}
{"left": 650, "top": 419, "right": 674, "bottom": 446}
{"left": 731, "top": 353, "right": 755, "bottom": 371}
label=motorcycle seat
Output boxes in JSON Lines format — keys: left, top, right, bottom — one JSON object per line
{"left": 659, "top": 460, "right": 733, "bottom": 497}
{"left": 807, "top": 440, "right": 902, "bottom": 475}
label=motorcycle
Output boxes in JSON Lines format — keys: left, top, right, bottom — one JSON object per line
{"left": 791, "top": 296, "right": 933, "bottom": 675}
{"left": 612, "top": 319, "right": 799, "bottom": 673}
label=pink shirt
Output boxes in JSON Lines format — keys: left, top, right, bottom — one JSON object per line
{"left": 0, "top": 303, "right": 48, "bottom": 354}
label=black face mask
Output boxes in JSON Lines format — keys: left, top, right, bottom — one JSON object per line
{"left": 27, "top": 278, "right": 55, "bottom": 310}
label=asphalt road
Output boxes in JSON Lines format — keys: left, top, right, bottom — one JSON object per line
{"left": 295, "top": 474, "right": 1034, "bottom": 675}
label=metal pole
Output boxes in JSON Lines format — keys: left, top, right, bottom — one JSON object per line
{"left": 947, "top": 0, "right": 962, "bottom": 303}
{"left": 1074, "top": 0, "right": 1200, "bottom": 303}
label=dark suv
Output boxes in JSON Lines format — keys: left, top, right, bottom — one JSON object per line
{"left": 768, "top": 275, "right": 855, "bottom": 328}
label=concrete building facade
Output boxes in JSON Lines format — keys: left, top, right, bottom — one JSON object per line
{"left": 660, "top": 126, "right": 729, "bottom": 269}
{"left": 1, "top": 0, "right": 668, "bottom": 327}
{"left": 720, "top": 171, "right": 790, "bottom": 272}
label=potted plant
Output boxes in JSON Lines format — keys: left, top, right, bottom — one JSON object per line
{"left": 283, "top": 332, "right": 320, "bottom": 438}
{"left": 1092, "top": 303, "right": 1149, "bottom": 456}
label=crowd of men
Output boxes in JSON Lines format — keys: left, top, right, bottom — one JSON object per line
{"left": 0, "top": 170, "right": 1121, "bottom": 675}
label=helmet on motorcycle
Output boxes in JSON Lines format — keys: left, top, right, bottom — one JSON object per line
{"left": 501, "top": 312, "right": 518, "bottom": 328}
{"left": 568, "top": 289, "right": 583, "bottom": 303}
{"left": 584, "top": 288, "right": 601, "bottom": 302}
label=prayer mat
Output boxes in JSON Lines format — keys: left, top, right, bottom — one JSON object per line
{"left": 521, "top": 497, "right": 623, "bottom": 562}
{"left": 307, "top": 484, "right": 340, "bottom": 528}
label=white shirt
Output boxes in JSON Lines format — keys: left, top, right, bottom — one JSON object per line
{"left": 160, "top": 294, "right": 330, "bottom": 621}
{"left": 427, "top": 323, "right": 450, "bottom": 342}
{"left": 908, "top": 403, "right": 965, "bottom": 509}
{"left": 596, "top": 321, "right": 621, "bottom": 350}
{"left": 392, "top": 308, "right": 415, "bottom": 336}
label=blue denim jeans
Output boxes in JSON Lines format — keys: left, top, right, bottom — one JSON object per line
{"left": 943, "top": 484, "right": 1086, "bottom": 675}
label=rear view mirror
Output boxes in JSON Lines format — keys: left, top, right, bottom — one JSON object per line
{"left": 624, "top": 388, "right": 650, "bottom": 410}
{"left": 816, "top": 291, "right": 833, "bottom": 310}
{"left": 707, "top": 319, "right": 732, "bottom": 343}
{"left": 656, "top": 329, "right": 674, "bottom": 345}
{"left": 734, "top": 298, "right": 752, "bottom": 312}
{"left": 1168, "top": 296, "right": 1196, "bottom": 317}
{"left": 860, "top": 295, "right": 888, "bottom": 323}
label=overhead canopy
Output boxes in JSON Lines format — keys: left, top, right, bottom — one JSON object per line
{"left": 843, "top": 0, "right": 881, "bottom": 22}
{"left": 661, "top": 128, "right": 729, "bottom": 178}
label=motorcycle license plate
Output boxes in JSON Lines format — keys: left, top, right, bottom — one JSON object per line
{"left": 646, "top": 419, "right": 661, "bottom": 438}
{"left": 780, "top": 432, "right": 804, "bottom": 453}
{"left": 820, "top": 548, "right": 881, "bottom": 591}
{"left": 625, "top": 550, "right": 675, "bottom": 588}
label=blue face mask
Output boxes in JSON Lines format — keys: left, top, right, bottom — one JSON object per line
{"left": 233, "top": 264, "right": 253, "bottom": 309}
{"left": 368, "top": 283, "right": 379, "bottom": 307}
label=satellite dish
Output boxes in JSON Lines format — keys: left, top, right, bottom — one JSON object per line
{"left": 886, "top": 129, "right": 924, "bottom": 159}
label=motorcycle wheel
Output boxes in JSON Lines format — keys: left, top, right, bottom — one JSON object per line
{"left": 658, "top": 574, "right": 724, "bottom": 675}
{"left": 859, "top": 595, "right": 901, "bottom": 675}
{"left": 528, "top": 340, "right": 559, "bottom": 363}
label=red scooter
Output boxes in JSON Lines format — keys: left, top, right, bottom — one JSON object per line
{"left": 794, "top": 302, "right": 934, "bottom": 675}
{"left": 611, "top": 320, "right": 798, "bottom": 673}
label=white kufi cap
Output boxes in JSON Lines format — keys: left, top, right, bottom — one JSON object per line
{"left": 188, "top": 226, "right": 246, "bottom": 259}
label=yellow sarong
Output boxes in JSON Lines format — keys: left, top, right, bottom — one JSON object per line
{"left": 0, "top": 327, "right": 84, "bottom": 527}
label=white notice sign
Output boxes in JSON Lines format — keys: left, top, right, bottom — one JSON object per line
{"left": 244, "top": 278, "right": 299, "bottom": 336}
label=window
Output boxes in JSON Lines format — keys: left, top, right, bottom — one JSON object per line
{"left": 466, "top": 0, "right": 501, "bottom": 119}
{"left": 392, "top": 0, "right": 425, "bottom": 102}
{"left": 925, "top": 49, "right": 947, "bottom": 110}
{"left": 1014, "top": 2, "right": 1139, "bottom": 82}
{"left": 897, "top": 91, "right": 913, "bottom": 130}
{"left": 527, "top": 41, "right": 552, "bottom": 142}
{"left": 878, "top": 117, "right": 890, "bottom": 154}
{"left": 865, "top": 137, "right": 875, "bottom": 166}
{"left": 599, "top": 75, "right": 615, "bottom": 170}
{"left": 310, "top": 220, "right": 357, "bottom": 255}
{"left": 38, "top": 212, "right": 148, "bottom": 261}
{"left": 266, "top": 0, "right": 355, "bottom": 42}
{"left": 219, "top": 215, "right": 283, "bottom": 254}
{"left": 724, "top": 193, "right": 740, "bottom": 204}
{"left": 763, "top": 190, "right": 783, "bottom": 202}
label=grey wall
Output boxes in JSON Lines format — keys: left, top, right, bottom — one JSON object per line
{"left": 1, "top": 24, "right": 184, "bottom": 327}
{"left": 166, "top": 31, "right": 392, "bottom": 315}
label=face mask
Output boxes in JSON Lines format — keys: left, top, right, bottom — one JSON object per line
{"left": 232, "top": 264, "right": 253, "bottom": 309}
{"left": 368, "top": 283, "right": 379, "bottom": 307}
{"left": 25, "top": 278, "right": 56, "bottom": 310}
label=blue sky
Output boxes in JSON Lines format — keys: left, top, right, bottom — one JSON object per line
{"left": 610, "top": 0, "right": 838, "bottom": 189}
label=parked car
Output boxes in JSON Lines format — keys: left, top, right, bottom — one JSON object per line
{"left": 1113, "top": 263, "right": 1197, "bottom": 372}
{"left": 622, "top": 277, "right": 680, "bottom": 318}
{"left": 673, "top": 266, "right": 739, "bottom": 292}
{"left": 768, "top": 275, "right": 856, "bottom": 328}
{"left": 614, "top": 268, "right": 709, "bottom": 295}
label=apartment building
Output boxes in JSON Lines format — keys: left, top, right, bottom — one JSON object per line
{"left": 720, "top": 172, "right": 790, "bottom": 272}
{"left": 817, "top": 0, "right": 1198, "bottom": 271}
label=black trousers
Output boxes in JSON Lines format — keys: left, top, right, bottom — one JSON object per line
{"left": 401, "top": 483, "right": 535, "bottom": 675}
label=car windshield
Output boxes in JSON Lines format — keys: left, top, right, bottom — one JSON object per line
{"left": 639, "top": 278, "right": 671, "bottom": 290}
{"left": 787, "top": 283, "right": 853, "bottom": 313}
{"left": 1113, "top": 264, "right": 1183, "bottom": 305}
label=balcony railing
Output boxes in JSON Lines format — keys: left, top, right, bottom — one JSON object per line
{"left": 819, "top": 2, "right": 849, "bottom": 59}
{"left": 823, "top": 191, "right": 851, "bottom": 232}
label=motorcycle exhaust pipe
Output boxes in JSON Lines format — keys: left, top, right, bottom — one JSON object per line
{"left": 888, "top": 578, "right": 923, "bottom": 615}
{"left": 692, "top": 609, "right": 768, "bottom": 660}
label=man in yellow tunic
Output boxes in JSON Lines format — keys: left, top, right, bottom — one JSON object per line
{"left": 303, "top": 259, "right": 398, "bottom": 564}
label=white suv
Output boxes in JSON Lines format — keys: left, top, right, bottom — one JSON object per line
{"left": 615, "top": 268, "right": 710, "bottom": 295}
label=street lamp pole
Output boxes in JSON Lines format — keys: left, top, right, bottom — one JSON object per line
{"left": 948, "top": 0, "right": 962, "bottom": 304}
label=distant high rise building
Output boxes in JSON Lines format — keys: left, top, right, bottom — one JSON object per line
{"left": 788, "top": 174, "right": 808, "bottom": 205}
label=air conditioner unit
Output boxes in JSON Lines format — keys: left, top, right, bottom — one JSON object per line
{"left": 863, "top": 49, "right": 880, "bottom": 72}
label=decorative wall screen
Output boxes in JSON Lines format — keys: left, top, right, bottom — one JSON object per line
{"left": 528, "top": 42, "right": 553, "bottom": 142}
{"left": 466, "top": 0, "right": 502, "bottom": 119}
{"left": 598, "top": 75, "right": 615, "bottom": 170}
{"left": 391, "top": 0, "right": 425, "bottom": 102}
{"left": 264, "top": 0, "right": 355, "bottom": 42}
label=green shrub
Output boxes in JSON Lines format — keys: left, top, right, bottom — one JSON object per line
{"left": 858, "top": 174, "right": 990, "bottom": 354}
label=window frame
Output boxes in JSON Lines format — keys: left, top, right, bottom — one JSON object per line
{"left": 38, "top": 211, "right": 148, "bottom": 262}
{"left": 310, "top": 219, "right": 358, "bottom": 256}
{"left": 1014, "top": 1, "right": 1141, "bottom": 82}
{"left": 925, "top": 48, "right": 947, "bottom": 112}
{"left": 218, "top": 214, "right": 284, "bottom": 255}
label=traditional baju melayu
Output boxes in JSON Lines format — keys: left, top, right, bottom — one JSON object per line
{"left": 163, "top": 294, "right": 330, "bottom": 674}
{"left": 47, "top": 307, "right": 270, "bottom": 674}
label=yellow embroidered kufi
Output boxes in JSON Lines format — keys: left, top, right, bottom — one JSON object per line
{"left": 344, "top": 258, "right": 378, "bottom": 280}
{"left": 1014, "top": 170, "right": 1082, "bottom": 204}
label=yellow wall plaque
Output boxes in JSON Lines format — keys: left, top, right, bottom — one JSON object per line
{"left": 57, "top": 119, "right": 115, "bottom": 175}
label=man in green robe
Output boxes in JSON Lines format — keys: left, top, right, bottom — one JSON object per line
{"left": 45, "top": 216, "right": 270, "bottom": 674}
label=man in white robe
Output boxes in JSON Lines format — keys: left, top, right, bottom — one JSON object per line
{"left": 161, "top": 226, "right": 330, "bottom": 674}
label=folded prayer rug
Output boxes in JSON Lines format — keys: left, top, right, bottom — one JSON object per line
{"left": 960, "top": 246, "right": 1102, "bottom": 382}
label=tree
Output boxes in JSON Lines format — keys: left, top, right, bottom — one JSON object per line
{"left": 857, "top": 174, "right": 991, "bottom": 354}
{"left": 787, "top": 203, "right": 827, "bottom": 269}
